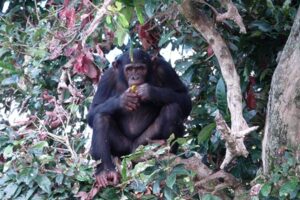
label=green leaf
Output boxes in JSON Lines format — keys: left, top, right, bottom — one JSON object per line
{"left": 197, "top": 123, "right": 216, "bottom": 143}
{"left": 17, "top": 167, "right": 38, "bottom": 185}
{"left": 166, "top": 173, "right": 176, "bottom": 189}
{"left": 106, "top": 16, "right": 112, "bottom": 24}
{"left": 31, "top": 141, "right": 48, "bottom": 150}
{"left": 118, "top": 13, "right": 129, "bottom": 28}
{"left": 152, "top": 180, "right": 160, "bottom": 194}
{"left": 158, "top": 30, "right": 176, "bottom": 47}
{"left": 116, "top": 26, "right": 127, "bottom": 46}
{"left": 163, "top": 187, "right": 174, "bottom": 200}
{"left": 4, "top": 183, "right": 18, "bottom": 199}
{"left": 35, "top": 175, "right": 52, "bottom": 194}
{"left": 215, "top": 78, "right": 228, "bottom": 114}
{"left": 145, "top": 1, "right": 156, "bottom": 17}
{"left": 279, "top": 177, "right": 299, "bottom": 197}
{"left": 249, "top": 20, "right": 272, "bottom": 32}
{"left": 134, "top": 0, "right": 145, "bottom": 24}
{"left": 3, "top": 145, "right": 13, "bottom": 159}
{"left": 202, "top": 194, "right": 222, "bottom": 200}
{"left": 260, "top": 183, "right": 272, "bottom": 197}
{"left": 1, "top": 75, "right": 19, "bottom": 86}
{"left": 55, "top": 174, "right": 64, "bottom": 185}
{"left": 129, "top": 180, "right": 146, "bottom": 193}
{"left": 25, "top": 186, "right": 38, "bottom": 200}
{"left": 121, "top": 158, "right": 128, "bottom": 181}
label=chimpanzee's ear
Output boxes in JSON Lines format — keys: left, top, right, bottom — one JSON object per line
{"left": 112, "top": 61, "right": 118, "bottom": 69}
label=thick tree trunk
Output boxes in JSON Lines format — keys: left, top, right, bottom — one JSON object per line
{"left": 262, "top": 6, "right": 300, "bottom": 174}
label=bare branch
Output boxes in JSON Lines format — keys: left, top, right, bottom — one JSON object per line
{"left": 217, "top": 0, "right": 246, "bottom": 33}
{"left": 81, "top": 0, "right": 114, "bottom": 46}
{"left": 180, "top": 0, "right": 256, "bottom": 169}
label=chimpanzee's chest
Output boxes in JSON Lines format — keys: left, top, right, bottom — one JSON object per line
{"left": 116, "top": 103, "right": 161, "bottom": 139}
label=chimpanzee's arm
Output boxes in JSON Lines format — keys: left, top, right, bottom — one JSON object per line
{"left": 150, "top": 57, "right": 192, "bottom": 117}
{"left": 87, "top": 69, "right": 121, "bottom": 127}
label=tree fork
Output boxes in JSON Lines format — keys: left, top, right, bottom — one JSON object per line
{"left": 179, "top": 0, "right": 258, "bottom": 169}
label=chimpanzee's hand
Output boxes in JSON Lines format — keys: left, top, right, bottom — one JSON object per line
{"left": 136, "top": 83, "right": 152, "bottom": 101}
{"left": 120, "top": 88, "right": 140, "bottom": 111}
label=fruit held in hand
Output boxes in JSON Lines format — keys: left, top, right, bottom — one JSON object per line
{"left": 130, "top": 85, "right": 137, "bottom": 93}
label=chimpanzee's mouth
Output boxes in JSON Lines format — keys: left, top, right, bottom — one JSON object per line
{"left": 129, "top": 79, "right": 143, "bottom": 86}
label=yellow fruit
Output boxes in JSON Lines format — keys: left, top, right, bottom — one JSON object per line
{"left": 130, "top": 85, "right": 137, "bottom": 93}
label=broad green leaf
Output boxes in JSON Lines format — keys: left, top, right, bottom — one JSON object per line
{"left": 145, "top": 1, "right": 156, "bottom": 17}
{"left": 159, "top": 30, "right": 176, "bottom": 47}
{"left": 31, "top": 141, "right": 48, "bottom": 150}
{"left": 4, "top": 183, "right": 18, "bottom": 199}
{"left": 215, "top": 78, "right": 228, "bottom": 114}
{"left": 279, "top": 177, "right": 299, "bottom": 197}
{"left": 116, "top": 26, "right": 127, "bottom": 46}
{"left": 121, "top": 7, "right": 134, "bottom": 23}
{"left": 172, "top": 164, "right": 190, "bottom": 176}
{"left": 0, "top": 49, "right": 9, "bottom": 58}
{"left": 3, "top": 160, "right": 12, "bottom": 172}
{"left": 121, "top": 158, "right": 128, "bottom": 181}
{"left": 3, "top": 145, "right": 13, "bottom": 158}
{"left": 166, "top": 173, "right": 176, "bottom": 189}
{"left": 35, "top": 175, "right": 52, "bottom": 194}
{"left": 118, "top": 13, "right": 129, "bottom": 28}
{"left": 198, "top": 123, "right": 216, "bottom": 143}
{"left": 1, "top": 75, "right": 19, "bottom": 86}
{"left": 17, "top": 167, "right": 38, "bottom": 185}
{"left": 134, "top": 0, "right": 145, "bottom": 24}
{"left": 129, "top": 180, "right": 146, "bottom": 193}
{"left": 55, "top": 174, "right": 64, "bottom": 185}
{"left": 260, "top": 183, "right": 272, "bottom": 197}
{"left": 249, "top": 20, "right": 272, "bottom": 32}
{"left": 163, "top": 187, "right": 174, "bottom": 200}
{"left": 202, "top": 194, "right": 222, "bottom": 200}
{"left": 152, "top": 180, "right": 160, "bottom": 194}
{"left": 106, "top": 16, "right": 112, "bottom": 24}
{"left": 25, "top": 186, "right": 38, "bottom": 200}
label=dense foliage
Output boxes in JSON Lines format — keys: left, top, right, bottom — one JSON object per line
{"left": 0, "top": 0, "right": 299, "bottom": 199}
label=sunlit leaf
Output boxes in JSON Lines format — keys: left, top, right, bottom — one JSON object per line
{"left": 279, "top": 177, "right": 299, "bottom": 197}
{"left": 260, "top": 183, "right": 272, "bottom": 197}
{"left": 4, "top": 183, "right": 18, "bottom": 199}
{"left": 216, "top": 78, "right": 228, "bottom": 115}
{"left": 166, "top": 173, "right": 176, "bottom": 189}
{"left": 198, "top": 123, "right": 216, "bottom": 143}
{"left": 17, "top": 167, "right": 38, "bottom": 185}
{"left": 3, "top": 145, "right": 13, "bottom": 159}
{"left": 35, "top": 175, "right": 52, "bottom": 194}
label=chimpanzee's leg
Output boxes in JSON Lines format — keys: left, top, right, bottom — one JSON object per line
{"left": 90, "top": 114, "right": 132, "bottom": 187}
{"left": 133, "top": 103, "right": 184, "bottom": 150}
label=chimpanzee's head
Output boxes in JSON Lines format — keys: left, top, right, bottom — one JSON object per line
{"left": 113, "top": 49, "right": 152, "bottom": 86}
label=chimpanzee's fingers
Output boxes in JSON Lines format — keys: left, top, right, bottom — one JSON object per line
{"left": 126, "top": 102, "right": 138, "bottom": 110}
{"left": 126, "top": 92, "right": 139, "bottom": 98}
{"left": 127, "top": 96, "right": 139, "bottom": 103}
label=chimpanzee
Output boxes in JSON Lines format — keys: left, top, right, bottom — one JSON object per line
{"left": 87, "top": 49, "right": 191, "bottom": 188}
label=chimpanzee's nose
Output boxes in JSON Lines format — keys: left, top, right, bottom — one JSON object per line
{"left": 132, "top": 76, "right": 139, "bottom": 80}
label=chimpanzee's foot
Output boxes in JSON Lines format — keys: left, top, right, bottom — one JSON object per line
{"left": 95, "top": 170, "right": 119, "bottom": 188}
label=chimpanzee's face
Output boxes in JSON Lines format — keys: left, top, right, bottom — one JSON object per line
{"left": 124, "top": 63, "right": 148, "bottom": 86}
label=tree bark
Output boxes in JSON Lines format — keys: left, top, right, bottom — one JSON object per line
{"left": 262, "top": 6, "right": 300, "bottom": 174}
{"left": 179, "top": 0, "right": 258, "bottom": 169}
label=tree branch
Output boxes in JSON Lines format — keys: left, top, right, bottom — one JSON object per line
{"left": 81, "top": 0, "right": 114, "bottom": 46}
{"left": 180, "top": 0, "right": 257, "bottom": 169}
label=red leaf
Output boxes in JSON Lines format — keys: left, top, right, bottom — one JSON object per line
{"left": 83, "top": 0, "right": 91, "bottom": 6}
{"left": 63, "top": 0, "right": 70, "bottom": 7}
{"left": 207, "top": 45, "right": 214, "bottom": 57}
{"left": 246, "top": 75, "right": 256, "bottom": 109}
{"left": 66, "top": 7, "right": 76, "bottom": 28}
{"left": 59, "top": 7, "right": 76, "bottom": 29}
{"left": 137, "top": 22, "right": 160, "bottom": 50}
{"left": 64, "top": 43, "right": 79, "bottom": 57}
